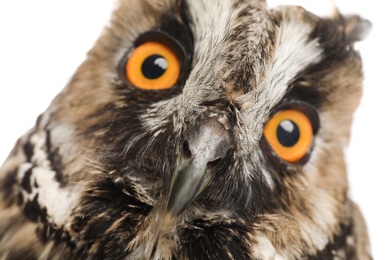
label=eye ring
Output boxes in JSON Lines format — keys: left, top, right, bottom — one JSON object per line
{"left": 263, "top": 106, "right": 318, "bottom": 163}
{"left": 120, "top": 32, "right": 187, "bottom": 91}
{"left": 126, "top": 41, "right": 180, "bottom": 90}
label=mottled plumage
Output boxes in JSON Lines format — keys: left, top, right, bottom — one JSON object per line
{"left": 0, "top": 0, "right": 371, "bottom": 259}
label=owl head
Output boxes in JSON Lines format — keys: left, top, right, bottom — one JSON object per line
{"left": 0, "top": 0, "right": 371, "bottom": 258}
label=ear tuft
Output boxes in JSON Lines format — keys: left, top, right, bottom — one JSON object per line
{"left": 344, "top": 15, "right": 372, "bottom": 43}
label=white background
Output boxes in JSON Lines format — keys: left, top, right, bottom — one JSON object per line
{"left": 0, "top": 1, "right": 388, "bottom": 259}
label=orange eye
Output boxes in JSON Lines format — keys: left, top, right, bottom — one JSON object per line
{"left": 263, "top": 109, "right": 314, "bottom": 163}
{"left": 125, "top": 41, "right": 181, "bottom": 90}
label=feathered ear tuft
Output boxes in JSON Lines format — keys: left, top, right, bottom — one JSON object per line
{"left": 328, "top": 0, "right": 371, "bottom": 44}
{"left": 344, "top": 15, "right": 372, "bottom": 44}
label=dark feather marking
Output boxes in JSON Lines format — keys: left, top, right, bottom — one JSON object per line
{"left": 150, "top": 237, "right": 159, "bottom": 259}
{"left": 0, "top": 168, "right": 18, "bottom": 206}
{"left": 22, "top": 116, "right": 42, "bottom": 162}
{"left": 44, "top": 129, "right": 65, "bottom": 185}
{"left": 225, "top": 4, "right": 276, "bottom": 94}
{"left": 179, "top": 219, "right": 252, "bottom": 259}
{"left": 284, "top": 85, "right": 326, "bottom": 109}
{"left": 70, "top": 176, "right": 153, "bottom": 257}
{"left": 311, "top": 18, "right": 353, "bottom": 61}
{"left": 37, "top": 222, "right": 75, "bottom": 250}
{"left": 83, "top": 217, "right": 117, "bottom": 241}
{"left": 159, "top": 8, "right": 194, "bottom": 63}
{"left": 308, "top": 222, "right": 357, "bottom": 259}
{"left": 23, "top": 194, "right": 48, "bottom": 223}
{"left": 23, "top": 139, "right": 34, "bottom": 162}
{"left": 17, "top": 191, "right": 23, "bottom": 206}
{"left": 91, "top": 216, "right": 140, "bottom": 259}
{"left": 21, "top": 166, "right": 33, "bottom": 193}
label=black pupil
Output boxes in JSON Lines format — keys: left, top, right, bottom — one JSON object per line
{"left": 277, "top": 120, "right": 300, "bottom": 147}
{"left": 141, "top": 54, "right": 168, "bottom": 79}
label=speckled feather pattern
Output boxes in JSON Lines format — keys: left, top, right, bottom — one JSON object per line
{"left": 0, "top": 0, "right": 371, "bottom": 259}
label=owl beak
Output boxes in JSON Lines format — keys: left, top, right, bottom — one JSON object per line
{"left": 163, "top": 117, "right": 231, "bottom": 228}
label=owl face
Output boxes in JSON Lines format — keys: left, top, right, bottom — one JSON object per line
{"left": 0, "top": 0, "right": 371, "bottom": 258}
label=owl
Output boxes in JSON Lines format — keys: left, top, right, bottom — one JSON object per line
{"left": 0, "top": 0, "right": 371, "bottom": 259}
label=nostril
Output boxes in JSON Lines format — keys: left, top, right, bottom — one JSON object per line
{"left": 207, "top": 158, "right": 221, "bottom": 169}
{"left": 182, "top": 141, "right": 192, "bottom": 159}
